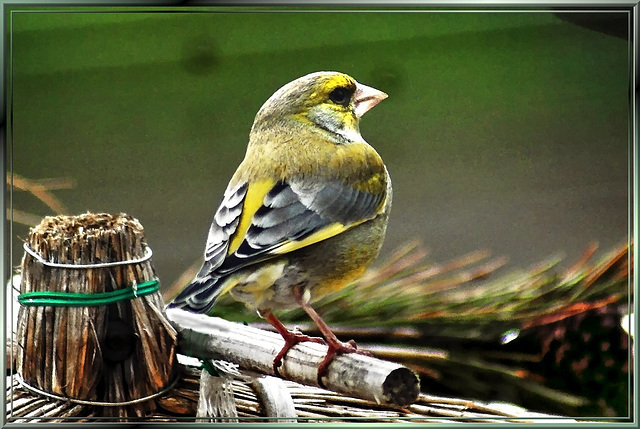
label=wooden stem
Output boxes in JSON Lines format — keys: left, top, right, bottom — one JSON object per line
{"left": 165, "top": 308, "right": 420, "bottom": 407}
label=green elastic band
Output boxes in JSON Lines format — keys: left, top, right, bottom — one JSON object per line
{"left": 200, "top": 359, "right": 220, "bottom": 377}
{"left": 201, "top": 359, "right": 220, "bottom": 377}
{"left": 17, "top": 279, "right": 160, "bottom": 307}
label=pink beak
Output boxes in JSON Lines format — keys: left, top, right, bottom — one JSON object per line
{"left": 353, "top": 82, "right": 388, "bottom": 118}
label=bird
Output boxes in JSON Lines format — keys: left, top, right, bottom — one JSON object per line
{"left": 168, "top": 71, "right": 391, "bottom": 386}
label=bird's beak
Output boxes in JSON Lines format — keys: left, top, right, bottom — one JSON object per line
{"left": 353, "top": 82, "right": 388, "bottom": 118}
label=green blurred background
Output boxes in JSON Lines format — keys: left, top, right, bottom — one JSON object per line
{"left": 9, "top": 10, "right": 629, "bottom": 296}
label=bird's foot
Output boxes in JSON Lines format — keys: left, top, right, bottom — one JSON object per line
{"left": 273, "top": 330, "right": 326, "bottom": 375}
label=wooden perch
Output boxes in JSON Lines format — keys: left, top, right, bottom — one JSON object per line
{"left": 165, "top": 308, "right": 420, "bottom": 407}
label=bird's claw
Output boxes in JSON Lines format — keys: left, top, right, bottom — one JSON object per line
{"left": 272, "top": 330, "right": 325, "bottom": 376}
{"left": 316, "top": 339, "right": 361, "bottom": 388}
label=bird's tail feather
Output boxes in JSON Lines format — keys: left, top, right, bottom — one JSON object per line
{"left": 167, "top": 272, "right": 225, "bottom": 315}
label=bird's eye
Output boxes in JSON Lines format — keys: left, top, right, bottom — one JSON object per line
{"left": 328, "top": 87, "right": 351, "bottom": 107}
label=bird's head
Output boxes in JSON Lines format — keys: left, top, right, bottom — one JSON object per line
{"left": 251, "top": 71, "right": 387, "bottom": 143}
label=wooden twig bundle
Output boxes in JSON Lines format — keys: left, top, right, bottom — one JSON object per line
{"left": 7, "top": 365, "right": 577, "bottom": 423}
{"left": 14, "top": 212, "right": 178, "bottom": 419}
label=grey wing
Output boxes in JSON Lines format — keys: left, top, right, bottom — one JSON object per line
{"left": 219, "top": 177, "right": 385, "bottom": 271}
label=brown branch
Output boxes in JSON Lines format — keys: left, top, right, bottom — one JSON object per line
{"left": 6, "top": 209, "right": 44, "bottom": 227}
{"left": 9, "top": 174, "right": 75, "bottom": 215}
{"left": 165, "top": 308, "right": 420, "bottom": 407}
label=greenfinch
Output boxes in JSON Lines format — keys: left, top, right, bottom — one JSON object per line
{"left": 169, "top": 71, "right": 391, "bottom": 385}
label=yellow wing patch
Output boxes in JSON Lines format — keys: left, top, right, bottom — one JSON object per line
{"left": 228, "top": 179, "right": 275, "bottom": 255}
{"left": 270, "top": 220, "right": 364, "bottom": 255}
{"left": 227, "top": 178, "right": 374, "bottom": 259}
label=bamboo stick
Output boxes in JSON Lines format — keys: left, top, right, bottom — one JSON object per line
{"left": 251, "top": 375, "right": 297, "bottom": 422}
